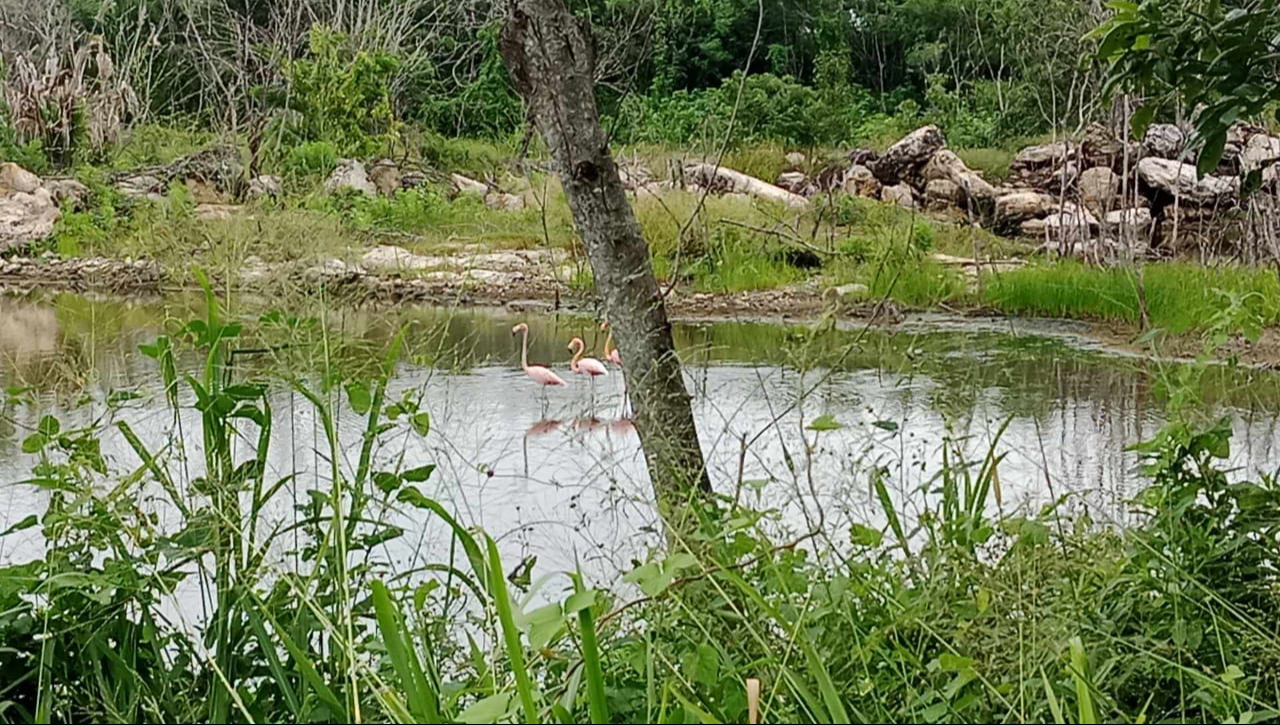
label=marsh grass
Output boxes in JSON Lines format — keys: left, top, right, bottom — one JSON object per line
{"left": 985, "top": 261, "right": 1280, "bottom": 332}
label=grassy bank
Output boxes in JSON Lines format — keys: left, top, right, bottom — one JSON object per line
{"left": 0, "top": 290, "right": 1276, "bottom": 724}
{"left": 25, "top": 125, "right": 1280, "bottom": 340}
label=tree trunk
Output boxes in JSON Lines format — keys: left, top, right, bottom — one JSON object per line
{"left": 499, "top": 0, "right": 711, "bottom": 500}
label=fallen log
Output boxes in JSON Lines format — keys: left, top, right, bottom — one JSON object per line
{"left": 683, "top": 163, "right": 807, "bottom": 207}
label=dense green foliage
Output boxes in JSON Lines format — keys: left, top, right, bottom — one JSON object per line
{"left": 0, "top": 0, "right": 1112, "bottom": 167}
{"left": 1097, "top": 0, "right": 1280, "bottom": 173}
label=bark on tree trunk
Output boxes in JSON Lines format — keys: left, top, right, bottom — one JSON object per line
{"left": 499, "top": 0, "right": 711, "bottom": 499}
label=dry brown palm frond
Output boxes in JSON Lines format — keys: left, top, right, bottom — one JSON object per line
{"left": 3, "top": 36, "right": 137, "bottom": 166}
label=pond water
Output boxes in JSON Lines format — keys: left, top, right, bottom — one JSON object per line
{"left": 3, "top": 292, "right": 1280, "bottom": 591}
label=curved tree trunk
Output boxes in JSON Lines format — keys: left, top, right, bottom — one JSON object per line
{"left": 499, "top": 0, "right": 711, "bottom": 500}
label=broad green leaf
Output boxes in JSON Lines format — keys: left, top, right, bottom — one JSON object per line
{"left": 21, "top": 434, "right": 45, "bottom": 454}
{"left": 403, "top": 464, "right": 436, "bottom": 482}
{"left": 345, "top": 382, "right": 372, "bottom": 414}
{"left": 457, "top": 693, "right": 513, "bottom": 724}
{"left": 36, "top": 416, "right": 59, "bottom": 437}
{"left": 849, "top": 523, "right": 883, "bottom": 548}
{"left": 412, "top": 412, "right": 431, "bottom": 437}
{"left": 564, "top": 589, "right": 596, "bottom": 613}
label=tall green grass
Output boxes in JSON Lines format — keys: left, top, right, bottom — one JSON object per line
{"left": 984, "top": 261, "right": 1280, "bottom": 332}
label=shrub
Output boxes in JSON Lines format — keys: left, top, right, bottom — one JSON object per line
{"left": 281, "top": 140, "right": 339, "bottom": 180}
{"left": 270, "top": 25, "right": 401, "bottom": 158}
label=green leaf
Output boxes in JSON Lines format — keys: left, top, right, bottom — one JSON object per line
{"left": 345, "top": 382, "right": 372, "bottom": 415}
{"left": 411, "top": 412, "right": 431, "bottom": 437}
{"left": 682, "top": 644, "right": 719, "bottom": 688}
{"left": 872, "top": 419, "right": 899, "bottom": 433}
{"left": 564, "top": 589, "right": 596, "bottom": 613}
{"left": 37, "top": 416, "right": 59, "bottom": 437}
{"left": 807, "top": 414, "right": 842, "bottom": 431}
{"left": 371, "top": 580, "right": 440, "bottom": 723}
{"left": 1, "top": 514, "right": 38, "bottom": 537}
{"left": 666, "top": 552, "right": 697, "bottom": 572}
{"left": 937, "top": 653, "right": 974, "bottom": 672}
{"left": 849, "top": 523, "right": 883, "bottom": 548}
{"left": 374, "top": 471, "right": 402, "bottom": 494}
{"left": 21, "top": 434, "right": 46, "bottom": 454}
{"left": 1130, "top": 105, "right": 1156, "bottom": 140}
{"left": 403, "top": 464, "right": 436, "bottom": 482}
{"left": 457, "top": 693, "right": 513, "bottom": 724}
{"left": 1197, "top": 130, "right": 1228, "bottom": 176}
{"left": 486, "top": 535, "right": 541, "bottom": 723}
{"left": 529, "top": 616, "right": 564, "bottom": 651}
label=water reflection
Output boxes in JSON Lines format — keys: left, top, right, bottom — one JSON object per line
{"left": 2, "top": 292, "right": 1280, "bottom": 584}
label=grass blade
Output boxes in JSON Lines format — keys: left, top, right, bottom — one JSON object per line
{"left": 1068, "top": 637, "right": 1097, "bottom": 725}
{"left": 1040, "top": 666, "right": 1065, "bottom": 724}
{"left": 570, "top": 573, "right": 608, "bottom": 724}
{"left": 486, "top": 535, "right": 540, "bottom": 723}
{"left": 372, "top": 580, "right": 440, "bottom": 723}
{"left": 246, "top": 607, "right": 302, "bottom": 720}
{"left": 264, "top": 610, "right": 347, "bottom": 719}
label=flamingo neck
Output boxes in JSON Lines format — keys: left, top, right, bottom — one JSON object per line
{"left": 570, "top": 340, "right": 583, "bottom": 371}
{"left": 520, "top": 327, "right": 530, "bottom": 371}
{"left": 604, "top": 331, "right": 616, "bottom": 357}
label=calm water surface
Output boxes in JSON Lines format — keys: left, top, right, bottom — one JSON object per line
{"left": 2, "top": 292, "right": 1280, "bottom": 589}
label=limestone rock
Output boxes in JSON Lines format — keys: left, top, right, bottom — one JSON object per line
{"left": 0, "top": 163, "right": 42, "bottom": 194}
{"left": 870, "top": 125, "right": 945, "bottom": 185}
{"left": 784, "top": 151, "right": 806, "bottom": 167}
{"left": 683, "top": 163, "right": 808, "bottom": 207}
{"left": 0, "top": 166, "right": 59, "bottom": 252}
{"left": 1080, "top": 123, "right": 1128, "bottom": 167}
{"left": 485, "top": 192, "right": 526, "bottom": 211}
{"left": 114, "top": 173, "right": 165, "bottom": 199}
{"left": 925, "top": 178, "right": 962, "bottom": 210}
{"left": 842, "top": 164, "right": 881, "bottom": 198}
{"left": 995, "top": 190, "right": 1055, "bottom": 229}
{"left": 369, "top": 159, "right": 402, "bottom": 197}
{"left": 1020, "top": 211, "right": 1092, "bottom": 244}
{"left": 881, "top": 183, "right": 916, "bottom": 209}
{"left": 776, "top": 171, "right": 813, "bottom": 196}
{"left": 362, "top": 245, "right": 440, "bottom": 272}
{"left": 449, "top": 173, "right": 489, "bottom": 199}
{"left": 1103, "top": 207, "right": 1153, "bottom": 245}
{"left": 43, "top": 178, "right": 91, "bottom": 209}
{"left": 922, "top": 149, "right": 996, "bottom": 203}
{"left": 325, "top": 159, "right": 375, "bottom": 196}
{"left": 1136, "top": 157, "right": 1238, "bottom": 205}
{"left": 1008, "top": 142, "right": 1075, "bottom": 187}
{"left": 1241, "top": 133, "right": 1280, "bottom": 173}
{"left": 1142, "top": 124, "right": 1185, "bottom": 159}
{"left": 247, "top": 174, "right": 283, "bottom": 200}
{"left": 1078, "top": 167, "right": 1119, "bottom": 211}
{"left": 618, "top": 161, "right": 654, "bottom": 190}
{"left": 847, "top": 148, "right": 879, "bottom": 167}
{"left": 400, "top": 171, "right": 429, "bottom": 190}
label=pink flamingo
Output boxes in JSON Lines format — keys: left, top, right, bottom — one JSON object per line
{"left": 600, "top": 321, "right": 622, "bottom": 366}
{"left": 512, "top": 323, "right": 566, "bottom": 411}
{"left": 568, "top": 336, "right": 608, "bottom": 408}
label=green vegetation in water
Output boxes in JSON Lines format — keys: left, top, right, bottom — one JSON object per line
{"left": 1, "top": 282, "right": 1279, "bottom": 724}
{"left": 984, "top": 262, "right": 1280, "bottom": 333}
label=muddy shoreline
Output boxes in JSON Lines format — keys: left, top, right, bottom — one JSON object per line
{"left": 2, "top": 253, "right": 1278, "bottom": 369}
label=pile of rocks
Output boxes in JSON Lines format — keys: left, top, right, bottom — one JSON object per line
{"left": 770, "top": 121, "right": 1280, "bottom": 258}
